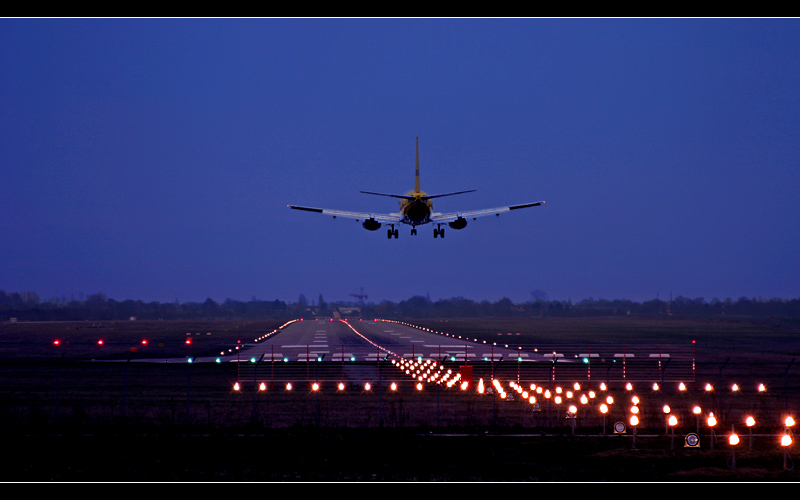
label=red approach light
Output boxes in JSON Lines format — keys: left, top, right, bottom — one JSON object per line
{"left": 97, "top": 339, "right": 104, "bottom": 345}
{"left": 53, "top": 340, "right": 60, "bottom": 345}
{"left": 185, "top": 338, "right": 192, "bottom": 345}
{"left": 141, "top": 339, "right": 148, "bottom": 345}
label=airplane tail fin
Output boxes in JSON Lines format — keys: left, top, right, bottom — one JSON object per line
{"left": 360, "top": 137, "right": 475, "bottom": 200}
{"left": 415, "top": 136, "right": 421, "bottom": 193}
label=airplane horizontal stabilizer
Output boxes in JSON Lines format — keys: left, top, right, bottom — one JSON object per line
{"left": 359, "top": 191, "right": 414, "bottom": 200}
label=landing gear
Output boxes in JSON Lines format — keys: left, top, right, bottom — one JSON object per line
{"left": 411, "top": 228, "right": 417, "bottom": 236}
{"left": 433, "top": 226, "right": 445, "bottom": 238}
{"left": 387, "top": 225, "right": 398, "bottom": 239}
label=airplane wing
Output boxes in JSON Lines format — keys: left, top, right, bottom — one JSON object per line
{"left": 288, "top": 205, "right": 402, "bottom": 223}
{"left": 431, "top": 201, "right": 545, "bottom": 223}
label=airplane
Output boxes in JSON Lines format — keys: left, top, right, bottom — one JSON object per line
{"left": 288, "top": 137, "right": 545, "bottom": 239}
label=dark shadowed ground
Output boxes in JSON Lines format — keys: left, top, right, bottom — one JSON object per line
{"left": 2, "top": 316, "right": 799, "bottom": 482}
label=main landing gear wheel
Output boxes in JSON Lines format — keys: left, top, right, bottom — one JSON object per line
{"left": 434, "top": 227, "right": 445, "bottom": 238}
{"left": 387, "top": 228, "right": 398, "bottom": 239}
{"left": 411, "top": 228, "right": 417, "bottom": 235}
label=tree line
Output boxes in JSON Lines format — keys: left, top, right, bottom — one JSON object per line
{"left": 2, "top": 289, "right": 800, "bottom": 321}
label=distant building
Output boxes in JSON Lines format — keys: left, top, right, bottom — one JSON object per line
{"left": 337, "top": 307, "right": 361, "bottom": 318}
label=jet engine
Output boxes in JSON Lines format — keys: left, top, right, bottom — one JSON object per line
{"left": 362, "top": 218, "right": 382, "bottom": 231}
{"left": 448, "top": 217, "right": 468, "bottom": 230}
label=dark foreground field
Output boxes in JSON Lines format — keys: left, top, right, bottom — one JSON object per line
{"left": 7, "top": 427, "right": 799, "bottom": 482}
{"left": 2, "top": 315, "right": 799, "bottom": 482}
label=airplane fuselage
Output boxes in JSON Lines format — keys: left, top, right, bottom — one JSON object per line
{"left": 399, "top": 194, "right": 433, "bottom": 226}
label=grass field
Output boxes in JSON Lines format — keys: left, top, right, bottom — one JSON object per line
{"left": 2, "top": 315, "right": 799, "bottom": 481}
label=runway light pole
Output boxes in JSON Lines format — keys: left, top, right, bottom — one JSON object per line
{"left": 729, "top": 426, "right": 740, "bottom": 469}
{"left": 663, "top": 405, "right": 671, "bottom": 435}
{"left": 707, "top": 413, "right": 718, "bottom": 450}
{"left": 693, "top": 405, "right": 702, "bottom": 434}
{"left": 781, "top": 432, "right": 793, "bottom": 471}
{"left": 600, "top": 403, "right": 609, "bottom": 435}
{"left": 669, "top": 415, "right": 678, "bottom": 450}
{"left": 745, "top": 416, "right": 755, "bottom": 450}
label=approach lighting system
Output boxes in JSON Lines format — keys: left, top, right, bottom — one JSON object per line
{"left": 685, "top": 433, "right": 700, "bottom": 448}
{"left": 613, "top": 421, "right": 626, "bottom": 434}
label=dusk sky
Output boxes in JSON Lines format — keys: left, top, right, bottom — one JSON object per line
{"left": 2, "top": 18, "right": 799, "bottom": 305}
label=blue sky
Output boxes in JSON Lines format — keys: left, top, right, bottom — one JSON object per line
{"left": 2, "top": 18, "right": 799, "bottom": 305}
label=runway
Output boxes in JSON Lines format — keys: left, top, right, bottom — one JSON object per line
{"left": 232, "top": 318, "right": 541, "bottom": 364}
